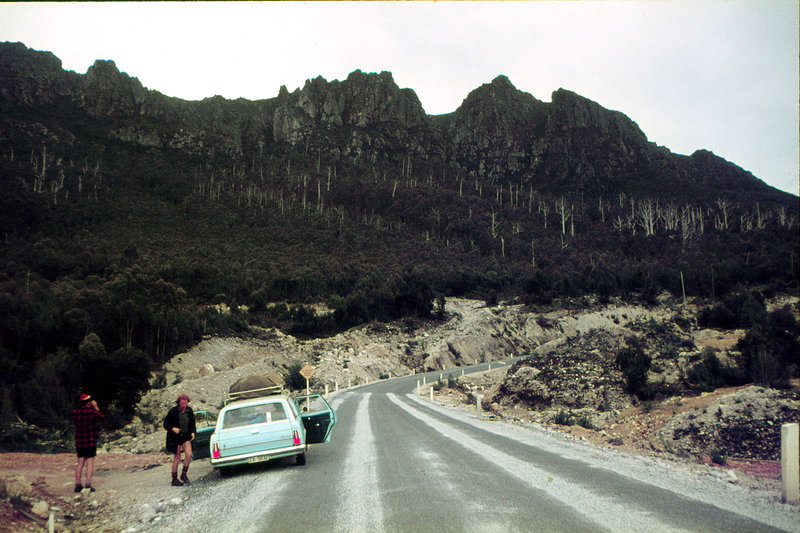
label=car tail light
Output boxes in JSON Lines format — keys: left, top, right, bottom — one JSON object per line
{"left": 212, "top": 442, "right": 221, "bottom": 459}
{"left": 293, "top": 430, "right": 301, "bottom": 446}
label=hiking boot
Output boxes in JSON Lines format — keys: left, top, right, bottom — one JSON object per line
{"left": 171, "top": 477, "right": 184, "bottom": 486}
{"left": 74, "top": 484, "right": 83, "bottom": 493}
{"left": 84, "top": 484, "right": 95, "bottom": 492}
{"left": 180, "top": 473, "right": 190, "bottom": 485}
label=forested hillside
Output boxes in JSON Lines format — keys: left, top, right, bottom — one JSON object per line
{"left": 0, "top": 42, "right": 796, "bottom": 449}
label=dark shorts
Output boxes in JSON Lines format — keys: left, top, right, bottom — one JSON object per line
{"left": 76, "top": 446, "right": 97, "bottom": 458}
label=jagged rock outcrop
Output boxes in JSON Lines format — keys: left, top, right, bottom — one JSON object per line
{"left": 81, "top": 59, "right": 151, "bottom": 118}
{"left": 445, "top": 75, "right": 548, "bottom": 181}
{"left": 531, "top": 89, "right": 656, "bottom": 188}
{"left": 686, "top": 149, "right": 765, "bottom": 191}
{"left": 0, "top": 42, "right": 80, "bottom": 107}
{"left": 273, "top": 70, "right": 431, "bottom": 168}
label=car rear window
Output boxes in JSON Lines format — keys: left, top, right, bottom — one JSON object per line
{"left": 223, "top": 403, "right": 287, "bottom": 429}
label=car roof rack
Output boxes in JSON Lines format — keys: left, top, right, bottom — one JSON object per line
{"left": 224, "top": 385, "right": 284, "bottom": 405}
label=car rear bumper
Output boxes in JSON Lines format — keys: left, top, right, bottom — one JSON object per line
{"left": 210, "top": 443, "right": 307, "bottom": 468}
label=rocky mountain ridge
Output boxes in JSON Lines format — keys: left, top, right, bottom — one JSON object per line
{"left": 1, "top": 41, "right": 785, "bottom": 201}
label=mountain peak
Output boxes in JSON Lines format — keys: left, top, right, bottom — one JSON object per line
{"left": 490, "top": 74, "right": 515, "bottom": 89}
{"left": 87, "top": 59, "right": 120, "bottom": 75}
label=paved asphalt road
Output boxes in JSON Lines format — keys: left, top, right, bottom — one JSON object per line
{"left": 148, "top": 362, "right": 794, "bottom": 533}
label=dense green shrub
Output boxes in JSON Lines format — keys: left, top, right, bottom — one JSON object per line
{"left": 83, "top": 347, "right": 152, "bottom": 429}
{"left": 577, "top": 414, "right": 595, "bottom": 430}
{"left": 697, "top": 292, "right": 767, "bottom": 330}
{"left": 615, "top": 336, "right": 652, "bottom": 400}
{"left": 554, "top": 410, "right": 575, "bottom": 426}
{"left": 737, "top": 309, "right": 799, "bottom": 388}
{"left": 283, "top": 362, "right": 307, "bottom": 391}
{"left": 687, "top": 350, "right": 745, "bottom": 392}
{"left": 711, "top": 450, "right": 727, "bottom": 466}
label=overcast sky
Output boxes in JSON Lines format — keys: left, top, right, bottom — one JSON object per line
{"left": 2, "top": 1, "right": 798, "bottom": 195}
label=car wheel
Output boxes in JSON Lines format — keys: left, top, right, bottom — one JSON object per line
{"left": 296, "top": 453, "right": 306, "bottom": 466}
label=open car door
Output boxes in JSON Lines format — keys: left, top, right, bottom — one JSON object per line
{"left": 192, "top": 409, "right": 217, "bottom": 459}
{"left": 296, "top": 394, "right": 336, "bottom": 444}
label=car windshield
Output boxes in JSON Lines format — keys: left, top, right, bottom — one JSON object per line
{"left": 223, "top": 403, "right": 287, "bottom": 429}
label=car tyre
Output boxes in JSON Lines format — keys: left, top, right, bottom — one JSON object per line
{"left": 296, "top": 453, "right": 306, "bottom": 466}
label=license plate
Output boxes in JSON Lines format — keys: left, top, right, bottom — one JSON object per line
{"left": 248, "top": 455, "right": 269, "bottom": 464}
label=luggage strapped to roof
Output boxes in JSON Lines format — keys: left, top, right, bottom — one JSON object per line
{"left": 224, "top": 385, "right": 284, "bottom": 405}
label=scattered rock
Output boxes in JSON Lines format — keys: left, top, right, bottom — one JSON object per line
{"left": 30, "top": 499, "right": 49, "bottom": 517}
{"left": 3, "top": 475, "right": 32, "bottom": 500}
{"left": 140, "top": 503, "right": 156, "bottom": 522}
{"left": 659, "top": 386, "right": 798, "bottom": 460}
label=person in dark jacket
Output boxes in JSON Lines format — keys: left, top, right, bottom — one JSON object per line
{"left": 71, "top": 393, "right": 105, "bottom": 492}
{"left": 163, "top": 393, "right": 196, "bottom": 486}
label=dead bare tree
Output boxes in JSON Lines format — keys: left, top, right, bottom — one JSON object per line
{"left": 528, "top": 186, "right": 536, "bottom": 214}
{"left": 636, "top": 198, "right": 658, "bottom": 236}
{"left": 539, "top": 200, "right": 550, "bottom": 230}
{"left": 555, "top": 197, "right": 572, "bottom": 235}
{"left": 598, "top": 196, "right": 609, "bottom": 224}
{"left": 715, "top": 198, "right": 732, "bottom": 230}
{"left": 661, "top": 203, "right": 679, "bottom": 231}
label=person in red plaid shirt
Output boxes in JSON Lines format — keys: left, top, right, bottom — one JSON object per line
{"left": 71, "top": 393, "right": 105, "bottom": 492}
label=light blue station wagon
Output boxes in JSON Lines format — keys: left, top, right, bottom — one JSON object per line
{"left": 209, "top": 392, "right": 336, "bottom": 474}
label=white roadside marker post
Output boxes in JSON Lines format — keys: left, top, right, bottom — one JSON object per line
{"left": 429, "top": 387, "right": 433, "bottom": 402}
{"left": 781, "top": 423, "right": 799, "bottom": 505}
{"left": 48, "top": 506, "right": 60, "bottom": 533}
